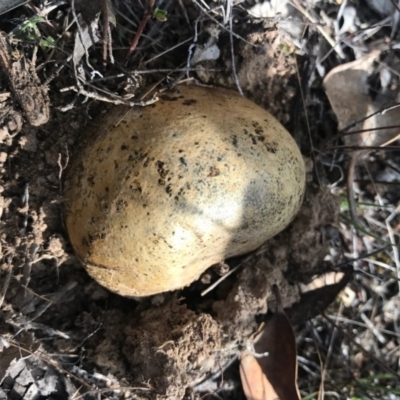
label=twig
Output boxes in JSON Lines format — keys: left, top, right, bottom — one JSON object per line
{"left": 90, "top": 68, "right": 221, "bottom": 83}
{"left": 326, "top": 145, "right": 400, "bottom": 151}
{"left": 390, "top": 0, "right": 400, "bottom": 14}
{"left": 145, "top": 36, "right": 194, "bottom": 65}
{"left": 346, "top": 152, "right": 365, "bottom": 231}
{"left": 291, "top": 0, "right": 345, "bottom": 59}
{"left": 385, "top": 206, "right": 400, "bottom": 292}
{"left": 295, "top": 59, "right": 323, "bottom": 189}
{"left": 229, "top": 13, "right": 243, "bottom": 96}
{"left": 324, "top": 123, "right": 400, "bottom": 146}
{"left": 321, "top": 313, "right": 400, "bottom": 379}
{"left": 360, "top": 312, "right": 386, "bottom": 344}
{"left": 192, "top": 0, "right": 256, "bottom": 46}
{"left": 333, "top": 247, "right": 388, "bottom": 270}
{"left": 100, "top": 0, "right": 110, "bottom": 68}
{"left": 327, "top": 315, "right": 400, "bottom": 339}
{"left": 60, "top": 84, "right": 158, "bottom": 107}
{"left": 341, "top": 103, "right": 400, "bottom": 134}
{"left": 201, "top": 263, "right": 241, "bottom": 296}
{"left": 71, "top": 386, "right": 152, "bottom": 400}
{"left": 0, "top": 257, "right": 13, "bottom": 309}
{"left": 57, "top": 145, "right": 69, "bottom": 192}
{"left": 126, "top": 0, "right": 155, "bottom": 58}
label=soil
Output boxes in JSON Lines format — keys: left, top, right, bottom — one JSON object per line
{"left": 0, "top": 5, "right": 350, "bottom": 400}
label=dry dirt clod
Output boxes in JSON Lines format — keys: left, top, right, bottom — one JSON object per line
{"left": 0, "top": 31, "right": 49, "bottom": 130}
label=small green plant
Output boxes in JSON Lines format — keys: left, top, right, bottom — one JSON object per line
{"left": 12, "top": 15, "right": 55, "bottom": 49}
{"left": 153, "top": 8, "right": 167, "bottom": 22}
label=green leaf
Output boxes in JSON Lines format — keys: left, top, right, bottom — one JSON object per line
{"left": 153, "top": 8, "right": 167, "bottom": 22}
{"left": 39, "top": 36, "right": 55, "bottom": 49}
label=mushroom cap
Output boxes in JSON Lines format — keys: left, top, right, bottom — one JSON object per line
{"left": 65, "top": 85, "right": 305, "bottom": 296}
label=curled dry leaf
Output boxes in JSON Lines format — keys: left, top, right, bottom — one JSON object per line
{"left": 324, "top": 51, "right": 400, "bottom": 148}
{"left": 240, "top": 285, "right": 300, "bottom": 400}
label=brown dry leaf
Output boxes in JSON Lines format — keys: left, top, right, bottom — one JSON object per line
{"left": 299, "top": 271, "right": 345, "bottom": 292}
{"left": 324, "top": 51, "right": 400, "bottom": 148}
{"left": 240, "top": 285, "right": 300, "bottom": 400}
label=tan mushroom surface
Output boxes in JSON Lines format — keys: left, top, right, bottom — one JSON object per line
{"left": 64, "top": 85, "right": 305, "bottom": 296}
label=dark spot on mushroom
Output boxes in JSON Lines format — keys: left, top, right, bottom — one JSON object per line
{"left": 266, "top": 141, "right": 278, "bottom": 154}
{"left": 87, "top": 175, "right": 95, "bottom": 187}
{"left": 232, "top": 135, "right": 238, "bottom": 147}
{"left": 81, "top": 236, "right": 90, "bottom": 248}
{"left": 130, "top": 181, "right": 142, "bottom": 193}
{"left": 249, "top": 134, "right": 257, "bottom": 145}
{"left": 116, "top": 199, "right": 125, "bottom": 212}
{"left": 156, "top": 160, "right": 169, "bottom": 178}
{"left": 179, "top": 157, "right": 187, "bottom": 166}
{"left": 182, "top": 99, "right": 197, "bottom": 106}
{"left": 160, "top": 94, "right": 180, "bottom": 102}
{"left": 208, "top": 166, "right": 220, "bottom": 177}
{"left": 158, "top": 178, "right": 165, "bottom": 185}
{"left": 166, "top": 185, "right": 172, "bottom": 196}
{"left": 121, "top": 144, "right": 129, "bottom": 150}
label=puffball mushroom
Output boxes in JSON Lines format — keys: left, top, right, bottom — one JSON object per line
{"left": 65, "top": 85, "right": 305, "bottom": 297}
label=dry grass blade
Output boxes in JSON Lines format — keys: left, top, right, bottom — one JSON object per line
{"left": 240, "top": 285, "right": 300, "bottom": 400}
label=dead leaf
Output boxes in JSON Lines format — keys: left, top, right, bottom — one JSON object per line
{"left": 324, "top": 51, "right": 400, "bottom": 148}
{"left": 240, "top": 285, "right": 300, "bottom": 400}
{"left": 285, "top": 268, "right": 353, "bottom": 325}
{"left": 299, "top": 271, "right": 345, "bottom": 292}
{"left": 73, "top": 14, "right": 101, "bottom": 66}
